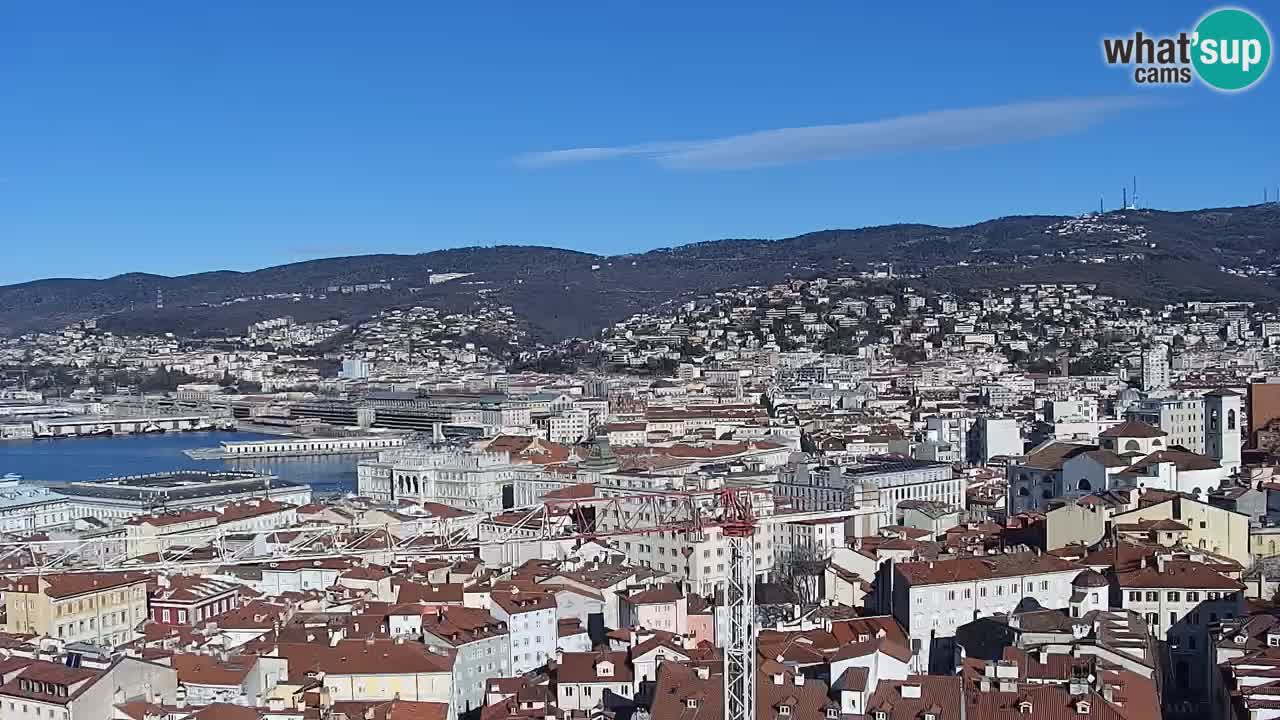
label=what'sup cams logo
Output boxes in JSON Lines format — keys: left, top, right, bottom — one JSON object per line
{"left": 1103, "top": 7, "right": 1271, "bottom": 91}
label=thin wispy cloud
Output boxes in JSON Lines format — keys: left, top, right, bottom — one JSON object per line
{"left": 514, "top": 97, "right": 1154, "bottom": 171}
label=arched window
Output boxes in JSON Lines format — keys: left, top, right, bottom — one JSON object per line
{"left": 1193, "top": 487, "right": 1202, "bottom": 496}
{"left": 1210, "top": 409, "right": 1220, "bottom": 432}
{"left": 1077, "top": 478, "right": 1092, "bottom": 491}
{"left": 1125, "top": 439, "right": 1140, "bottom": 452}
{"left": 1152, "top": 439, "right": 1162, "bottom": 447}
{"left": 1229, "top": 409, "right": 1237, "bottom": 431}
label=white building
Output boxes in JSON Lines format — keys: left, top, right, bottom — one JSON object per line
{"left": 490, "top": 589, "right": 558, "bottom": 675}
{"left": 924, "top": 417, "right": 970, "bottom": 465}
{"left": 1126, "top": 396, "right": 1206, "bottom": 454}
{"left": 339, "top": 357, "right": 370, "bottom": 380}
{"left": 967, "top": 417, "right": 1022, "bottom": 464}
{"left": 555, "top": 651, "right": 635, "bottom": 712}
{"left": 1118, "top": 555, "right": 1245, "bottom": 694}
{"left": 358, "top": 446, "right": 525, "bottom": 511}
{"left": 884, "top": 553, "right": 1086, "bottom": 672}
{"left": 548, "top": 409, "right": 591, "bottom": 444}
{"left": 1141, "top": 345, "right": 1171, "bottom": 391}
{"left": 776, "top": 458, "right": 954, "bottom": 528}
{"left": 596, "top": 473, "right": 777, "bottom": 595}
{"left": 0, "top": 481, "right": 73, "bottom": 532}
{"left": 420, "top": 607, "right": 512, "bottom": 715}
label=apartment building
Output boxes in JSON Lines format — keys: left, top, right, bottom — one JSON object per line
{"left": 555, "top": 651, "right": 635, "bottom": 712}
{"left": 1118, "top": 556, "right": 1245, "bottom": 694}
{"left": 420, "top": 606, "right": 511, "bottom": 714}
{"left": 122, "top": 509, "right": 219, "bottom": 558}
{"left": 1, "top": 571, "right": 149, "bottom": 647}
{"left": 776, "top": 457, "right": 955, "bottom": 528}
{"left": 150, "top": 574, "right": 243, "bottom": 625}
{"left": 617, "top": 584, "right": 688, "bottom": 634}
{"left": 882, "top": 553, "right": 1085, "bottom": 673}
{"left": 1126, "top": 396, "right": 1206, "bottom": 454}
{"left": 595, "top": 473, "right": 778, "bottom": 594}
{"left": 547, "top": 409, "right": 590, "bottom": 444}
{"left": 0, "top": 657, "right": 179, "bottom": 720}
{"left": 274, "top": 639, "right": 455, "bottom": 704}
{"left": 490, "top": 588, "right": 558, "bottom": 675}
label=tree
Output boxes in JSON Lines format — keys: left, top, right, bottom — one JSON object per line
{"left": 760, "top": 391, "right": 775, "bottom": 417}
{"left": 773, "top": 544, "right": 825, "bottom": 609}
{"left": 800, "top": 431, "right": 817, "bottom": 454}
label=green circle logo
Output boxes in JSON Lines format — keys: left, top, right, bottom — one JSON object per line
{"left": 1192, "top": 7, "right": 1272, "bottom": 91}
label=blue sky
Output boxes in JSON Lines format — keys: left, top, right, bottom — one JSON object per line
{"left": 0, "top": 1, "right": 1276, "bottom": 284}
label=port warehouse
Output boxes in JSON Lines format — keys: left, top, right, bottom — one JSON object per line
{"left": 289, "top": 401, "right": 487, "bottom": 440}
{"left": 31, "top": 415, "right": 214, "bottom": 437}
{"left": 146, "top": 393, "right": 492, "bottom": 439}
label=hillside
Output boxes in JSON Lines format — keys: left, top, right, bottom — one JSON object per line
{"left": 3, "top": 203, "right": 1280, "bottom": 340}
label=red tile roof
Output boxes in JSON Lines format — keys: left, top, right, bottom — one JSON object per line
{"left": 277, "top": 638, "right": 454, "bottom": 679}
{"left": 897, "top": 553, "right": 1082, "bottom": 586}
{"left": 172, "top": 653, "right": 256, "bottom": 686}
{"left": 555, "top": 651, "right": 633, "bottom": 683}
{"left": 1117, "top": 559, "right": 1245, "bottom": 590}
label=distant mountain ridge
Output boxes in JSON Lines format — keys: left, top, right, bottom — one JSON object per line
{"left": 3, "top": 203, "right": 1280, "bottom": 340}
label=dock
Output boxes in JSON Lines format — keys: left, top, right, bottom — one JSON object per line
{"left": 184, "top": 434, "right": 408, "bottom": 460}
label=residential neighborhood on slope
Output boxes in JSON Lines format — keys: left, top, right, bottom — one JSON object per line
{"left": 10, "top": 277, "right": 1280, "bottom": 720}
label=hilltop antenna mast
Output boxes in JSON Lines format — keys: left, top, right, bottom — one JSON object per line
{"left": 1122, "top": 187, "right": 1127, "bottom": 210}
{"left": 1132, "top": 176, "right": 1139, "bottom": 209}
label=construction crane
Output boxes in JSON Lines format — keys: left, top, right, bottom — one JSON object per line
{"left": 0, "top": 487, "right": 873, "bottom": 720}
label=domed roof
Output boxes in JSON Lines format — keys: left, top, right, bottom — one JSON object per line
{"left": 1013, "top": 597, "right": 1043, "bottom": 614}
{"left": 1073, "top": 569, "right": 1109, "bottom": 588}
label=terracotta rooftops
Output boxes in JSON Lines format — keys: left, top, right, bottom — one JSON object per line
{"left": 897, "top": 552, "right": 1083, "bottom": 586}
{"left": 1117, "top": 559, "right": 1245, "bottom": 590}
